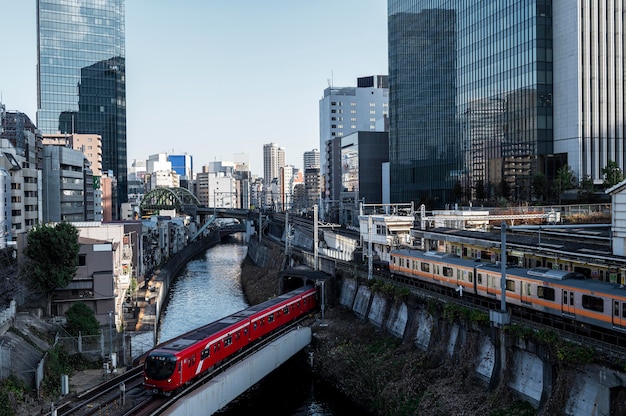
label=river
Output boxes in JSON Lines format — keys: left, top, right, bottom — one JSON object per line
{"left": 156, "top": 238, "right": 369, "bottom": 416}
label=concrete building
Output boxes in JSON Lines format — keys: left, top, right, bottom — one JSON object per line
{"left": 279, "top": 165, "right": 301, "bottom": 212}
{"left": 42, "top": 145, "right": 94, "bottom": 222}
{"left": 0, "top": 169, "right": 9, "bottom": 249}
{"left": 303, "top": 149, "right": 320, "bottom": 170}
{"left": 52, "top": 237, "right": 116, "bottom": 325}
{"left": 304, "top": 167, "right": 321, "bottom": 212}
{"left": 42, "top": 133, "right": 104, "bottom": 221}
{"left": 0, "top": 107, "right": 42, "bottom": 245}
{"left": 319, "top": 75, "right": 389, "bottom": 218}
{"left": 263, "top": 142, "right": 285, "bottom": 186}
{"left": 263, "top": 143, "right": 286, "bottom": 208}
{"left": 146, "top": 153, "right": 179, "bottom": 190}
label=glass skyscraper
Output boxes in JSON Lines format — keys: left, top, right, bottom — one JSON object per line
{"left": 388, "top": 0, "right": 554, "bottom": 205}
{"left": 389, "top": 0, "right": 626, "bottom": 207}
{"left": 37, "top": 0, "right": 127, "bottom": 216}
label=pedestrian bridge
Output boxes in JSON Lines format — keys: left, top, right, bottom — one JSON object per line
{"left": 162, "top": 327, "right": 311, "bottom": 415}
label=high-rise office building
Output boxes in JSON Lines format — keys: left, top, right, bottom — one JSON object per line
{"left": 37, "top": 0, "right": 127, "bottom": 218}
{"left": 388, "top": 1, "right": 626, "bottom": 206}
{"left": 319, "top": 76, "right": 388, "bottom": 211}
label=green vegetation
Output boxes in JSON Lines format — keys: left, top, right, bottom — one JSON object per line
{"left": 552, "top": 165, "right": 577, "bottom": 204}
{"left": 504, "top": 325, "right": 595, "bottom": 365}
{"left": 40, "top": 345, "right": 102, "bottom": 398}
{"left": 442, "top": 302, "right": 489, "bottom": 324}
{"left": 0, "top": 375, "right": 29, "bottom": 416}
{"left": 23, "top": 222, "right": 80, "bottom": 317}
{"left": 64, "top": 301, "right": 101, "bottom": 336}
{"left": 0, "top": 248, "right": 20, "bottom": 308}
{"left": 369, "top": 279, "right": 410, "bottom": 301}
{"left": 602, "top": 160, "right": 623, "bottom": 188}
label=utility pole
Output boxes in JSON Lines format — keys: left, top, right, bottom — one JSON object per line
{"left": 314, "top": 204, "right": 318, "bottom": 270}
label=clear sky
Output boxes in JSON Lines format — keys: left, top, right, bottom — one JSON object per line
{"left": 0, "top": 1, "right": 388, "bottom": 177}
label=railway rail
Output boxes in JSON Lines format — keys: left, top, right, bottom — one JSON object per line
{"left": 47, "top": 316, "right": 312, "bottom": 416}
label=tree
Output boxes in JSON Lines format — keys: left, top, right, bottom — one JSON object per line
{"left": 578, "top": 175, "right": 595, "bottom": 203}
{"left": 64, "top": 302, "right": 100, "bottom": 336}
{"left": 23, "top": 222, "right": 80, "bottom": 317}
{"left": 475, "top": 179, "right": 486, "bottom": 201}
{"left": 0, "top": 248, "right": 27, "bottom": 308}
{"left": 552, "top": 165, "right": 577, "bottom": 204}
{"left": 602, "top": 160, "right": 623, "bottom": 188}
{"left": 499, "top": 178, "right": 510, "bottom": 200}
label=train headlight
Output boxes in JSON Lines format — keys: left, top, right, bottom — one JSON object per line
{"left": 167, "top": 378, "right": 172, "bottom": 383}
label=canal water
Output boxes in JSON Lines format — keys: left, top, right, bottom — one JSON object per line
{"left": 157, "top": 238, "right": 369, "bottom": 416}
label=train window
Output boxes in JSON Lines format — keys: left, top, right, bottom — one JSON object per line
{"left": 582, "top": 295, "right": 604, "bottom": 312}
{"left": 614, "top": 301, "right": 619, "bottom": 317}
{"left": 468, "top": 272, "right": 473, "bottom": 283}
{"left": 268, "top": 314, "right": 275, "bottom": 323}
{"left": 505, "top": 279, "right": 515, "bottom": 292}
{"left": 254, "top": 322, "right": 258, "bottom": 330}
{"left": 283, "top": 306, "right": 289, "bottom": 315}
{"left": 224, "top": 336, "right": 232, "bottom": 347}
{"left": 443, "top": 266, "right": 453, "bottom": 277}
{"left": 201, "top": 348, "right": 210, "bottom": 360}
{"left": 477, "top": 273, "right": 483, "bottom": 285}
{"left": 435, "top": 265, "right": 440, "bottom": 275}
{"left": 413, "top": 260, "right": 419, "bottom": 270}
{"left": 421, "top": 262, "right": 430, "bottom": 273}
{"left": 537, "top": 286, "right": 555, "bottom": 301}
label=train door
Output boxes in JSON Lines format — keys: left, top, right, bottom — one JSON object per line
{"left": 520, "top": 281, "right": 532, "bottom": 305}
{"left": 486, "top": 274, "right": 497, "bottom": 296}
{"left": 612, "top": 300, "right": 626, "bottom": 330}
{"left": 561, "top": 290, "right": 575, "bottom": 316}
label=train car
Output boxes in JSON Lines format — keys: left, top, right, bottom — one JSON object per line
{"left": 390, "top": 249, "right": 480, "bottom": 295}
{"left": 143, "top": 285, "right": 318, "bottom": 394}
{"left": 390, "top": 248, "right": 626, "bottom": 333}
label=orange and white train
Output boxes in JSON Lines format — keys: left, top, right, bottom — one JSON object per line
{"left": 390, "top": 249, "right": 626, "bottom": 332}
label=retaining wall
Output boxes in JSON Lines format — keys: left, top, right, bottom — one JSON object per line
{"left": 338, "top": 276, "right": 626, "bottom": 415}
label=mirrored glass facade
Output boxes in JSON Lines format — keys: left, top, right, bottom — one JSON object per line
{"left": 388, "top": 0, "right": 553, "bottom": 206}
{"left": 37, "top": 0, "right": 127, "bottom": 213}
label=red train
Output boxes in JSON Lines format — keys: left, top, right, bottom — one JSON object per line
{"left": 143, "top": 285, "right": 318, "bottom": 394}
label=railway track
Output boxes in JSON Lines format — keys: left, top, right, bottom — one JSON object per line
{"left": 337, "top": 261, "right": 626, "bottom": 358}
{"left": 46, "top": 317, "right": 312, "bottom": 416}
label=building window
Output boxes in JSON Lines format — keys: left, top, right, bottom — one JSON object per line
{"left": 78, "top": 254, "right": 87, "bottom": 266}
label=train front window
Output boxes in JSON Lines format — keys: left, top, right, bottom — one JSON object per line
{"left": 144, "top": 354, "right": 177, "bottom": 380}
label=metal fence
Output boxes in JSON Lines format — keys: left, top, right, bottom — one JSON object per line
{"left": 54, "top": 326, "right": 127, "bottom": 364}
